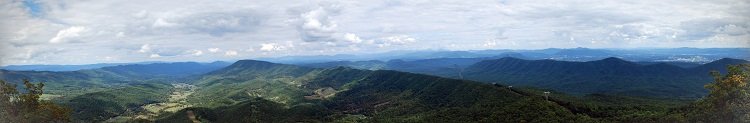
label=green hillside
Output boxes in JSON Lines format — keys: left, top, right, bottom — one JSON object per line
{"left": 66, "top": 82, "right": 172, "bottom": 122}
{"left": 460, "top": 57, "right": 749, "bottom": 98}
{"left": 171, "top": 60, "right": 596, "bottom": 122}
{"left": 3, "top": 59, "right": 743, "bottom": 122}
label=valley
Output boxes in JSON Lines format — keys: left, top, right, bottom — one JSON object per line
{"left": 106, "top": 83, "right": 197, "bottom": 122}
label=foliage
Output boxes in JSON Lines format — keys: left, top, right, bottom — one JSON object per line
{"left": 460, "top": 57, "right": 748, "bottom": 98}
{"left": 66, "top": 82, "right": 171, "bottom": 122}
{"left": 0, "top": 79, "right": 72, "bottom": 122}
{"left": 689, "top": 64, "right": 750, "bottom": 122}
{"left": 6, "top": 58, "right": 749, "bottom": 122}
{"left": 177, "top": 63, "right": 602, "bottom": 122}
{"left": 155, "top": 98, "right": 332, "bottom": 123}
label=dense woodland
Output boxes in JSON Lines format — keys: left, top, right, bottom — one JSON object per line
{"left": 0, "top": 59, "right": 748, "bottom": 122}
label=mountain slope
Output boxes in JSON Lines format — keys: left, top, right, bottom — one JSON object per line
{"left": 177, "top": 60, "right": 594, "bottom": 122}
{"left": 460, "top": 57, "right": 748, "bottom": 98}
{"left": 187, "top": 60, "right": 318, "bottom": 107}
{"left": 98, "top": 61, "right": 231, "bottom": 79}
{"left": 300, "top": 57, "right": 502, "bottom": 77}
{"left": 0, "top": 62, "right": 230, "bottom": 95}
{"left": 692, "top": 58, "right": 750, "bottom": 73}
{"left": 1, "top": 63, "right": 130, "bottom": 71}
{"left": 321, "top": 70, "right": 591, "bottom": 122}
{"left": 67, "top": 82, "right": 172, "bottom": 122}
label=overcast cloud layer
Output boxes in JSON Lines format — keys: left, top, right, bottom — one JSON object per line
{"left": 1, "top": 0, "right": 749, "bottom": 65}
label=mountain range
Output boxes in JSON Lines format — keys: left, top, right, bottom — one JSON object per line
{"left": 300, "top": 57, "right": 748, "bottom": 98}
{"left": 459, "top": 57, "right": 747, "bottom": 98}
{"left": 159, "top": 60, "right": 594, "bottom": 122}
{"left": 0, "top": 53, "right": 747, "bottom": 122}
{"left": 262, "top": 48, "right": 749, "bottom": 64}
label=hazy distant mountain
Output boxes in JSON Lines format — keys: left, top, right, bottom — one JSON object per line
{"left": 99, "top": 61, "right": 231, "bottom": 79}
{"left": 0, "top": 61, "right": 231, "bottom": 82}
{"left": 8, "top": 57, "right": 738, "bottom": 122}
{"left": 554, "top": 47, "right": 613, "bottom": 57}
{"left": 0, "top": 61, "right": 231, "bottom": 100}
{"left": 635, "top": 61, "right": 702, "bottom": 68}
{"left": 1, "top": 63, "right": 130, "bottom": 72}
{"left": 258, "top": 48, "right": 750, "bottom": 64}
{"left": 299, "top": 57, "right": 498, "bottom": 75}
{"left": 457, "top": 57, "right": 749, "bottom": 98}
{"left": 0, "top": 61, "right": 173, "bottom": 72}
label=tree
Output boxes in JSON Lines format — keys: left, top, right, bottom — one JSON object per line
{"left": 699, "top": 64, "right": 750, "bottom": 122}
{"left": 0, "top": 79, "right": 71, "bottom": 123}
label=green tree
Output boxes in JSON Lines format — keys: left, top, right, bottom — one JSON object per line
{"left": 699, "top": 64, "right": 750, "bottom": 122}
{"left": 0, "top": 79, "right": 71, "bottom": 123}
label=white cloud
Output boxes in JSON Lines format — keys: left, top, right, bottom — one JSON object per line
{"left": 116, "top": 32, "right": 125, "bottom": 38}
{"left": 138, "top": 44, "right": 152, "bottom": 53}
{"left": 295, "top": 4, "right": 349, "bottom": 43}
{"left": 152, "top": 18, "right": 177, "bottom": 28}
{"left": 207, "top": 48, "right": 220, "bottom": 53}
{"left": 259, "top": 42, "right": 296, "bottom": 52}
{"left": 188, "top": 49, "right": 203, "bottom": 56}
{"left": 224, "top": 50, "right": 238, "bottom": 56}
{"left": 49, "top": 26, "right": 86, "bottom": 43}
{"left": 343, "top": 33, "right": 362, "bottom": 43}
{"left": 383, "top": 35, "right": 416, "bottom": 44}
{"left": 366, "top": 35, "right": 418, "bottom": 48}
{"left": 149, "top": 54, "right": 161, "bottom": 58}
{"left": 260, "top": 43, "right": 279, "bottom": 51}
{"left": 1, "top": 0, "right": 748, "bottom": 65}
{"left": 483, "top": 39, "right": 498, "bottom": 47}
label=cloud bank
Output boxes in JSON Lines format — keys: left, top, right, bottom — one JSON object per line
{"left": 0, "top": 0, "right": 748, "bottom": 65}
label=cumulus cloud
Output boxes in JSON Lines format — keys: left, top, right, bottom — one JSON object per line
{"left": 207, "top": 48, "right": 220, "bottom": 53}
{"left": 180, "top": 11, "right": 265, "bottom": 36}
{"left": 0, "top": 0, "right": 748, "bottom": 65}
{"left": 224, "top": 50, "right": 238, "bottom": 56}
{"left": 152, "top": 18, "right": 178, "bottom": 28}
{"left": 49, "top": 26, "right": 87, "bottom": 43}
{"left": 343, "top": 33, "right": 362, "bottom": 43}
{"left": 292, "top": 3, "right": 366, "bottom": 44}
{"left": 187, "top": 49, "right": 203, "bottom": 56}
{"left": 260, "top": 43, "right": 276, "bottom": 51}
{"left": 138, "top": 44, "right": 152, "bottom": 53}
{"left": 678, "top": 18, "right": 749, "bottom": 41}
{"left": 369, "top": 35, "right": 417, "bottom": 48}
{"left": 149, "top": 54, "right": 161, "bottom": 58}
{"left": 259, "top": 43, "right": 287, "bottom": 51}
{"left": 148, "top": 10, "right": 265, "bottom": 36}
{"left": 296, "top": 5, "right": 340, "bottom": 42}
{"left": 483, "top": 39, "right": 498, "bottom": 47}
{"left": 116, "top": 32, "right": 125, "bottom": 38}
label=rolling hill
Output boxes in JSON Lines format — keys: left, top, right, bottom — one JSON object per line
{"left": 2, "top": 56, "right": 744, "bottom": 122}
{"left": 166, "top": 60, "right": 597, "bottom": 122}
{"left": 458, "top": 57, "right": 749, "bottom": 98}
{"left": 0, "top": 62, "right": 231, "bottom": 121}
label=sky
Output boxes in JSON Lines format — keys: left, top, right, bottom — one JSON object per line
{"left": 0, "top": 0, "right": 749, "bottom": 65}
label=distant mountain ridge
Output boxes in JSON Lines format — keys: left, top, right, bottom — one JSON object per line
{"left": 0, "top": 61, "right": 231, "bottom": 100}
{"left": 1, "top": 63, "right": 130, "bottom": 71}
{"left": 100, "top": 61, "right": 231, "bottom": 79}
{"left": 263, "top": 48, "right": 749, "bottom": 64}
{"left": 459, "top": 57, "right": 749, "bottom": 98}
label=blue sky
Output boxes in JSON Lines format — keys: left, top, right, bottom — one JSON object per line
{"left": 0, "top": 0, "right": 748, "bottom": 65}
